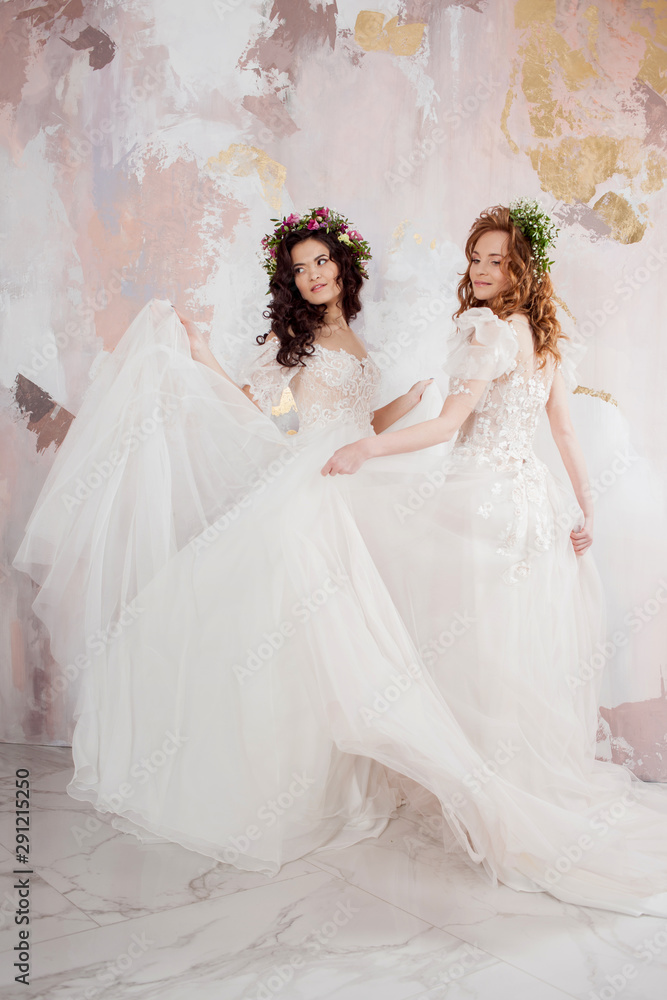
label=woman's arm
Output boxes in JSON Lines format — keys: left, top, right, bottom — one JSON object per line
{"left": 321, "top": 377, "right": 489, "bottom": 474}
{"left": 546, "top": 370, "right": 593, "bottom": 555}
{"left": 371, "top": 379, "right": 434, "bottom": 434}
{"left": 174, "top": 308, "right": 261, "bottom": 409}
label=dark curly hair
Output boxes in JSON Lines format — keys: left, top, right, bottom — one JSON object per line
{"left": 259, "top": 229, "right": 364, "bottom": 368}
{"left": 455, "top": 205, "right": 564, "bottom": 367}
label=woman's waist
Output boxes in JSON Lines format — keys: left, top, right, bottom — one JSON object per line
{"left": 451, "top": 438, "right": 540, "bottom": 471}
{"left": 296, "top": 405, "right": 373, "bottom": 441}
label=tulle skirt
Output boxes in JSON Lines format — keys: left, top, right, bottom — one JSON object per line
{"left": 14, "top": 299, "right": 667, "bottom": 917}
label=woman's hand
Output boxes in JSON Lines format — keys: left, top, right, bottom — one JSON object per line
{"left": 321, "top": 438, "right": 375, "bottom": 476}
{"left": 173, "top": 306, "right": 207, "bottom": 357}
{"left": 406, "top": 379, "right": 434, "bottom": 408}
{"left": 172, "top": 305, "right": 236, "bottom": 385}
{"left": 371, "top": 379, "right": 435, "bottom": 434}
{"left": 570, "top": 517, "right": 593, "bottom": 556}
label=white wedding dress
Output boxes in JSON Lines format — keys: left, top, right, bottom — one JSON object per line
{"left": 14, "top": 298, "right": 667, "bottom": 917}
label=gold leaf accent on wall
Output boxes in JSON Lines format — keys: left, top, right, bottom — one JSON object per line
{"left": 354, "top": 11, "right": 425, "bottom": 56}
{"left": 633, "top": 2, "right": 667, "bottom": 96}
{"left": 573, "top": 385, "right": 618, "bottom": 407}
{"left": 527, "top": 136, "right": 663, "bottom": 212}
{"left": 553, "top": 294, "right": 576, "bottom": 322}
{"left": 514, "top": 0, "right": 556, "bottom": 28}
{"left": 528, "top": 137, "right": 629, "bottom": 202}
{"left": 643, "top": 150, "right": 667, "bottom": 193}
{"left": 583, "top": 5, "right": 599, "bottom": 60}
{"left": 514, "top": 0, "right": 596, "bottom": 138}
{"left": 592, "top": 192, "right": 646, "bottom": 244}
{"left": 355, "top": 10, "right": 385, "bottom": 48}
{"left": 505, "top": 1, "right": 667, "bottom": 242}
{"left": 501, "top": 63, "right": 520, "bottom": 153}
{"left": 271, "top": 386, "right": 297, "bottom": 417}
{"left": 637, "top": 37, "right": 667, "bottom": 95}
{"left": 389, "top": 219, "right": 410, "bottom": 253}
{"left": 207, "top": 144, "right": 286, "bottom": 210}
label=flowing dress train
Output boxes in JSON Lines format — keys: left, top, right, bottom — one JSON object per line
{"left": 14, "top": 298, "right": 667, "bottom": 916}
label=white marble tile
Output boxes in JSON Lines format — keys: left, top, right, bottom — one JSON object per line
{"left": 443, "top": 907, "right": 667, "bottom": 1000}
{"left": 309, "top": 813, "right": 558, "bottom": 927}
{"left": 0, "top": 871, "right": 500, "bottom": 1000}
{"left": 1, "top": 766, "right": 323, "bottom": 925}
{"left": 0, "top": 859, "right": 98, "bottom": 951}
{"left": 60, "top": 833, "right": 323, "bottom": 925}
{"left": 411, "top": 960, "right": 577, "bottom": 999}
{"left": 0, "top": 744, "right": 72, "bottom": 783}
{"left": 0, "top": 776, "right": 121, "bottom": 888}
{"left": 309, "top": 814, "right": 667, "bottom": 1000}
{"left": 28, "top": 766, "right": 75, "bottom": 793}
{"left": 4, "top": 746, "right": 663, "bottom": 1000}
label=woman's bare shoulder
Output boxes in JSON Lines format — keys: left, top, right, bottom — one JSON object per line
{"left": 506, "top": 311, "right": 531, "bottom": 329}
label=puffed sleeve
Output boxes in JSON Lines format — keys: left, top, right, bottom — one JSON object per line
{"left": 443, "top": 307, "right": 519, "bottom": 390}
{"left": 240, "top": 338, "right": 300, "bottom": 417}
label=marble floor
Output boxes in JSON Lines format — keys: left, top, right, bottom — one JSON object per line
{"left": 1, "top": 744, "right": 666, "bottom": 1000}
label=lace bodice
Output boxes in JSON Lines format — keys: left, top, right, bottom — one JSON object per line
{"left": 243, "top": 312, "right": 573, "bottom": 583}
{"left": 452, "top": 355, "right": 556, "bottom": 470}
{"left": 443, "top": 307, "right": 569, "bottom": 578}
{"left": 445, "top": 308, "right": 557, "bottom": 471}
{"left": 244, "top": 339, "right": 380, "bottom": 435}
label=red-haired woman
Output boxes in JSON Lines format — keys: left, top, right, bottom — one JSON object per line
{"left": 324, "top": 206, "right": 589, "bottom": 556}
{"left": 323, "top": 203, "right": 667, "bottom": 913}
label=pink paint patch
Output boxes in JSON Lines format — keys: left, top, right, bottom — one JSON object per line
{"left": 51, "top": 149, "right": 246, "bottom": 350}
{"left": 11, "top": 618, "right": 26, "bottom": 692}
{"left": 243, "top": 93, "right": 298, "bottom": 138}
{"left": 0, "top": 3, "right": 33, "bottom": 113}
{"left": 600, "top": 683, "right": 667, "bottom": 781}
{"left": 241, "top": 0, "right": 337, "bottom": 79}
{"left": 16, "top": 1, "right": 85, "bottom": 31}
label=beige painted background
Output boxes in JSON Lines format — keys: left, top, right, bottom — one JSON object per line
{"left": 1, "top": 0, "right": 666, "bottom": 776}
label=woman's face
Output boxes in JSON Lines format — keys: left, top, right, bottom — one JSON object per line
{"left": 290, "top": 238, "right": 341, "bottom": 307}
{"left": 470, "top": 231, "right": 510, "bottom": 300}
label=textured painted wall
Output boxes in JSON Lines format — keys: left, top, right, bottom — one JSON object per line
{"left": 1, "top": 0, "right": 666, "bottom": 776}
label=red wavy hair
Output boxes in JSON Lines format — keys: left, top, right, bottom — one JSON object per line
{"left": 455, "top": 205, "right": 564, "bottom": 367}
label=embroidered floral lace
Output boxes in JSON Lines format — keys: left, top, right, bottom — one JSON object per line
{"left": 245, "top": 340, "right": 379, "bottom": 435}
{"left": 443, "top": 308, "right": 563, "bottom": 577}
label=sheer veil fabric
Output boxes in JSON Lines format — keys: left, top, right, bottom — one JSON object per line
{"left": 14, "top": 298, "right": 667, "bottom": 917}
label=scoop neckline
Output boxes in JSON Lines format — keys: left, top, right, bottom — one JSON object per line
{"left": 314, "top": 342, "right": 369, "bottom": 366}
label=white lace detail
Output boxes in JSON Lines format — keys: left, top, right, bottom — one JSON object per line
{"left": 245, "top": 341, "right": 379, "bottom": 435}
{"left": 449, "top": 378, "right": 474, "bottom": 396}
{"left": 448, "top": 320, "right": 559, "bottom": 576}
{"left": 496, "top": 457, "right": 554, "bottom": 560}
{"left": 452, "top": 357, "right": 555, "bottom": 473}
{"left": 243, "top": 341, "right": 295, "bottom": 416}
{"left": 246, "top": 321, "right": 561, "bottom": 579}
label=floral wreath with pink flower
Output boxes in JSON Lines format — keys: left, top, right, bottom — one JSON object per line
{"left": 260, "top": 207, "right": 372, "bottom": 280}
